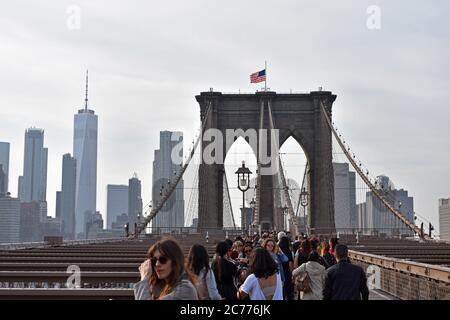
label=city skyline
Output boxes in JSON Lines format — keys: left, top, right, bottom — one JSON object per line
{"left": 0, "top": 1, "right": 449, "bottom": 233}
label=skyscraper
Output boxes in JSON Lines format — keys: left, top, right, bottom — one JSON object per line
{"left": 0, "top": 142, "right": 10, "bottom": 195}
{"left": 60, "top": 153, "right": 77, "bottom": 239}
{"left": 55, "top": 191, "right": 62, "bottom": 218}
{"left": 107, "top": 184, "right": 128, "bottom": 229}
{"left": 128, "top": 174, "right": 142, "bottom": 234}
{"left": 0, "top": 194, "right": 20, "bottom": 243}
{"left": 0, "top": 164, "right": 6, "bottom": 197}
{"left": 439, "top": 198, "right": 450, "bottom": 241}
{"left": 73, "top": 71, "right": 98, "bottom": 238}
{"left": 19, "top": 128, "right": 48, "bottom": 203}
{"left": 333, "top": 162, "right": 357, "bottom": 231}
{"left": 358, "top": 175, "right": 414, "bottom": 237}
{"left": 19, "top": 201, "right": 41, "bottom": 242}
{"left": 152, "top": 131, "right": 184, "bottom": 232}
{"left": 18, "top": 176, "right": 23, "bottom": 199}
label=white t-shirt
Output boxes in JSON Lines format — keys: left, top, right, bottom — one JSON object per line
{"left": 240, "top": 273, "right": 283, "bottom": 300}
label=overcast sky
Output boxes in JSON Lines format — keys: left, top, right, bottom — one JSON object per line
{"left": 0, "top": 1, "right": 449, "bottom": 234}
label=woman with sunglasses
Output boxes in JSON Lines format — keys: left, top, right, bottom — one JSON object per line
{"left": 236, "top": 244, "right": 253, "bottom": 285}
{"left": 134, "top": 238, "right": 198, "bottom": 300}
{"left": 262, "top": 238, "right": 288, "bottom": 290}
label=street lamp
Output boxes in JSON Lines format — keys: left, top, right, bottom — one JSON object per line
{"left": 235, "top": 161, "right": 252, "bottom": 232}
{"left": 135, "top": 212, "right": 141, "bottom": 237}
{"left": 249, "top": 198, "right": 256, "bottom": 234}
{"left": 300, "top": 187, "right": 309, "bottom": 235}
{"left": 281, "top": 205, "right": 289, "bottom": 233}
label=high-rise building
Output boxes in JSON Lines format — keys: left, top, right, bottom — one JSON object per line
{"left": 358, "top": 175, "right": 414, "bottom": 237}
{"left": 439, "top": 198, "right": 450, "bottom": 241}
{"left": 41, "top": 216, "right": 62, "bottom": 238}
{"left": 152, "top": 131, "right": 184, "bottom": 232}
{"left": 85, "top": 211, "right": 103, "bottom": 239}
{"left": 60, "top": 154, "right": 77, "bottom": 239}
{"left": 357, "top": 202, "right": 368, "bottom": 232}
{"left": 0, "top": 194, "right": 20, "bottom": 243}
{"left": 19, "top": 202, "right": 42, "bottom": 242}
{"left": 333, "top": 163, "right": 357, "bottom": 232}
{"left": 107, "top": 184, "right": 128, "bottom": 229}
{"left": 0, "top": 164, "right": 6, "bottom": 197}
{"left": 18, "top": 176, "right": 23, "bottom": 199}
{"left": 128, "top": 174, "right": 143, "bottom": 234}
{"left": 55, "top": 191, "right": 62, "bottom": 218}
{"left": 111, "top": 213, "right": 129, "bottom": 230}
{"left": 0, "top": 142, "right": 10, "bottom": 195}
{"left": 19, "top": 128, "right": 48, "bottom": 202}
{"left": 73, "top": 71, "right": 98, "bottom": 238}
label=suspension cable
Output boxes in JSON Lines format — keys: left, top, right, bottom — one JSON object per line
{"left": 134, "top": 100, "right": 213, "bottom": 237}
{"left": 267, "top": 99, "right": 299, "bottom": 235}
{"left": 319, "top": 100, "right": 431, "bottom": 241}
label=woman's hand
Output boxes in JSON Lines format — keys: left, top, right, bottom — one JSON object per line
{"left": 139, "top": 259, "right": 152, "bottom": 281}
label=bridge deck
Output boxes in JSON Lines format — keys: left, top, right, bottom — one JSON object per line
{"left": 0, "top": 235, "right": 448, "bottom": 299}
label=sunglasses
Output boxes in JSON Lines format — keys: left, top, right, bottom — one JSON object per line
{"left": 150, "top": 256, "right": 169, "bottom": 265}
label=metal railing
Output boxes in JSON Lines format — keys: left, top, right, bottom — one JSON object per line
{"left": 143, "top": 226, "right": 243, "bottom": 238}
{"left": 0, "top": 238, "right": 125, "bottom": 251}
{"left": 349, "top": 250, "right": 450, "bottom": 300}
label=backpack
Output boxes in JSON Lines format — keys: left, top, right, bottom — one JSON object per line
{"left": 195, "top": 274, "right": 210, "bottom": 300}
{"left": 295, "top": 270, "right": 312, "bottom": 293}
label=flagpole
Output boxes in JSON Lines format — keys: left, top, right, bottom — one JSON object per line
{"left": 265, "top": 60, "right": 267, "bottom": 92}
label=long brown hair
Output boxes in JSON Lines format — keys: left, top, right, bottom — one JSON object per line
{"left": 186, "top": 244, "right": 210, "bottom": 279}
{"left": 213, "top": 241, "right": 230, "bottom": 283}
{"left": 147, "top": 237, "right": 185, "bottom": 298}
{"left": 262, "top": 238, "right": 278, "bottom": 253}
{"left": 321, "top": 241, "right": 330, "bottom": 256}
{"left": 249, "top": 248, "right": 278, "bottom": 279}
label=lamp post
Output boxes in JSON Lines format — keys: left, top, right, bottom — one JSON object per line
{"left": 300, "top": 187, "right": 309, "bottom": 235}
{"left": 281, "top": 205, "right": 288, "bottom": 232}
{"left": 124, "top": 223, "right": 129, "bottom": 238}
{"left": 235, "top": 161, "right": 252, "bottom": 233}
{"left": 134, "top": 212, "right": 142, "bottom": 238}
{"left": 250, "top": 198, "right": 256, "bottom": 235}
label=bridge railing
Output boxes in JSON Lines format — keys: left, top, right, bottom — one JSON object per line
{"left": 0, "top": 242, "right": 50, "bottom": 251}
{"left": 349, "top": 250, "right": 450, "bottom": 300}
{"left": 141, "top": 227, "right": 243, "bottom": 240}
{"left": 0, "top": 238, "right": 125, "bottom": 251}
{"left": 0, "top": 288, "right": 134, "bottom": 300}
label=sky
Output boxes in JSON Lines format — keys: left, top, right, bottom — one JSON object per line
{"left": 0, "top": 0, "right": 449, "bottom": 234}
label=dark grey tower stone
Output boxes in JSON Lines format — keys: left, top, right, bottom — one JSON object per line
{"left": 196, "top": 90, "right": 336, "bottom": 235}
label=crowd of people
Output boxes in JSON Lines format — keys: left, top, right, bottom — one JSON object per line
{"left": 134, "top": 231, "right": 369, "bottom": 300}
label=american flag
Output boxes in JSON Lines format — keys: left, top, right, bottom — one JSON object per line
{"left": 250, "top": 69, "right": 266, "bottom": 83}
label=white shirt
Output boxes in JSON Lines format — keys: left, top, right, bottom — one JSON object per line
{"left": 240, "top": 273, "right": 283, "bottom": 300}
{"left": 198, "top": 268, "right": 223, "bottom": 300}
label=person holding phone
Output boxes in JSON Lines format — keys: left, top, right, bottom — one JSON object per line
{"left": 134, "top": 237, "right": 199, "bottom": 300}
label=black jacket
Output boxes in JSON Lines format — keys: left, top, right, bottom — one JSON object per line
{"left": 323, "top": 260, "right": 369, "bottom": 300}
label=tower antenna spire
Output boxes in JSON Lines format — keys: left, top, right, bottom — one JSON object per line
{"left": 84, "top": 69, "right": 89, "bottom": 111}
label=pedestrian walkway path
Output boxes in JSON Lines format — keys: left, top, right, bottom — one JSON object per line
{"left": 369, "top": 289, "right": 398, "bottom": 300}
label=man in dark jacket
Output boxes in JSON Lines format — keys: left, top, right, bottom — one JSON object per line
{"left": 323, "top": 244, "right": 369, "bottom": 300}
